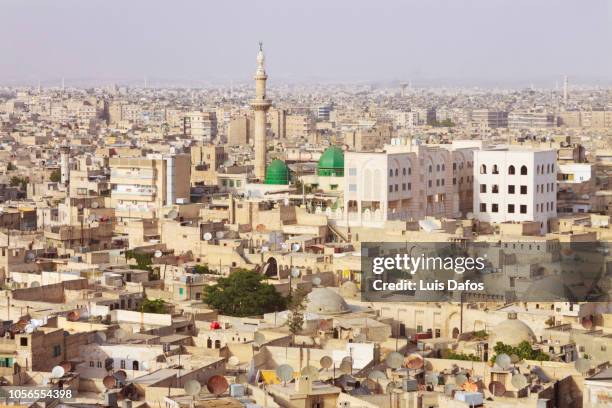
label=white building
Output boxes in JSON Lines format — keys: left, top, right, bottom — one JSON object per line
{"left": 473, "top": 148, "right": 557, "bottom": 233}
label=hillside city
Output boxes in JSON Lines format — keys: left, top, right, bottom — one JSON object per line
{"left": 0, "top": 42, "right": 611, "bottom": 408}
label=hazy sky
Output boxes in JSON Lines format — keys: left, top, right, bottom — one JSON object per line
{"left": 1, "top": 0, "right": 611, "bottom": 86}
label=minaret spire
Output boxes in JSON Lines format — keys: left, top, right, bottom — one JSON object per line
{"left": 251, "top": 42, "right": 272, "bottom": 181}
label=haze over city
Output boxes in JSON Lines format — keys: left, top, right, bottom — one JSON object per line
{"left": 1, "top": 0, "right": 612, "bottom": 87}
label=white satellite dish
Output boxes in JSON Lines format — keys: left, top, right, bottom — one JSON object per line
{"left": 25, "top": 325, "right": 34, "bottom": 334}
{"left": 228, "top": 356, "right": 240, "bottom": 366}
{"left": 30, "top": 281, "right": 40, "bottom": 288}
{"left": 184, "top": 379, "right": 201, "bottom": 396}
{"left": 91, "top": 201, "right": 100, "bottom": 209}
{"left": 291, "top": 243, "right": 301, "bottom": 252}
{"left": 203, "top": 232, "right": 213, "bottom": 241}
{"left": 281, "top": 243, "right": 289, "bottom": 251}
{"left": 26, "top": 252, "right": 36, "bottom": 261}
{"left": 261, "top": 246, "right": 269, "bottom": 253}
{"left": 51, "top": 365, "right": 65, "bottom": 378}
{"left": 87, "top": 214, "right": 99, "bottom": 223}
{"left": 215, "top": 231, "right": 225, "bottom": 239}
{"left": 167, "top": 209, "right": 178, "bottom": 220}
{"left": 141, "top": 361, "right": 149, "bottom": 370}
{"left": 290, "top": 268, "right": 301, "bottom": 278}
{"left": 496, "top": 354, "right": 512, "bottom": 370}
{"left": 312, "top": 277, "right": 321, "bottom": 286}
{"left": 154, "top": 250, "right": 163, "bottom": 258}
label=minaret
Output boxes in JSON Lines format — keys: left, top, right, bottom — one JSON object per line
{"left": 251, "top": 42, "right": 272, "bottom": 181}
{"left": 563, "top": 75, "right": 569, "bottom": 105}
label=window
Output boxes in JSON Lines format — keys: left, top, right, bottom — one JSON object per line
{"left": 20, "top": 338, "right": 27, "bottom": 347}
{"left": 53, "top": 345, "right": 61, "bottom": 357}
{"left": 402, "top": 168, "right": 406, "bottom": 176}
{"left": 428, "top": 165, "right": 432, "bottom": 173}
{"left": 508, "top": 204, "right": 515, "bottom": 213}
{"left": 90, "top": 361, "right": 94, "bottom": 367}
{"left": 97, "top": 361, "right": 102, "bottom": 368}
{"left": 179, "top": 288, "right": 184, "bottom": 295}
{"left": 394, "top": 184, "right": 399, "bottom": 192}
{"left": 348, "top": 168, "right": 357, "bottom": 176}
{"left": 492, "top": 204, "right": 499, "bottom": 213}
{"left": 480, "top": 184, "right": 487, "bottom": 193}
{"left": 348, "top": 184, "right": 357, "bottom": 192}
{"left": 492, "top": 185, "right": 499, "bottom": 194}
{"left": 508, "top": 165, "right": 515, "bottom": 175}
{"left": 436, "top": 164, "right": 440, "bottom": 172}
{"left": 407, "top": 182, "right": 411, "bottom": 190}
{"left": 480, "top": 164, "right": 487, "bottom": 174}
{"left": 520, "top": 185, "right": 527, "bottom": 194}
{"left": 389, "top": 169, "right": 393, "bottom": 177}
{"left": 480, "top": 203, "right": 486, "bottom": 212}
{"left": 508, "top": 185, "right": 515, "bottom": 194}
{"left": 389, "top": 185, "right": 393, "bottom": 193}
{"left": 120, "top": 360, "right": 126, "bottom": 369}
{"left": 520, "top": 205, "right": 527, "bottom": 214}
{"left": 402, "top": 183, "right": 406, "bottom": 191}
{"left": 492, "top": 165, "right": 499, "bottom": 174}
{"left": 453, "top": 178, "right": 456, "bottom": 185}
{"left": 408, "top": 168, "right": 412, "bottom": 175}
{"left": 520, "top": 165, "right": 528, "bottom": 175}
{"left": 395, "top": 169, "right": 398, "bottom": 176}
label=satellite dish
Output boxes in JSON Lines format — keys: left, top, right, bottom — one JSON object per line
{"left": 301, "top": 365, "right": 319, "bottom": 381}
{"left": 291, "top": 243, "right": 301, "bottom": 252}
{"left": 154, "top": 250, "right": 163, "bottom": 258}
{"left": 25, "top": 325, "right": 34, "bottom": 334}
{"left": 581, "top": 316, "right": 593, "bottom": 330}
{"left": 215, "top": 231, "right": 225, "bottom": 239}
{"left": 203, "top": 232, "right": 213, "bottom": 241}
{"left": 425, "top": 373, "right": 439, "bottom": 387}
{"left": 290, "top": 268, "right": 301, "bottom": 278}
{"left": 184, "top": 379, "right": 202, "bottom": 396}
{"left": 339, "top": 357, "right": 353, "bottom": 374}
{"left": 281, "top": 243, "right": 289, "bottom": 251}
{"left": 67, "top": 311, "right": 80, "bottom": 322}
{"left": 167, "top": 209, "right": 178, "bottom": 220}
{"left": 511, "top": 373, "right": 528, "bottom": 389}
{"left": 404, "top": 353, "right": 424, "bottom": 369}
{"left": 574, "top": 358, "right": 591, "bottom": 374}
{"left": 51, "top": 365, "right": 65, "bottom": 379}
{"left": 141, "top": 361, "right": 149, "bottom": 370}
{"left": 30, "top": 281, "right": 40, "bottom": 288}
{"left": 261, "top": 246, "right": 269, "bottom": 253}
{"left": 87, "top": 214, "right": 99, "bottom": 223}
{"left": 320, "top": 356, "right": 333, "bottom": 369}
{"left": 312, "top": 277, "right": 322, "bottom": 286}
{"left": 455, "top": 374, "right": 468, "bottom": 386}
{"left": 114, "top": 370, "right": 127, "bottom": 382}
{"left": 103, "top": 375, "right": 117, "bottom": 389}
{"left": 94, "top": 331, "right": 107, "bottom": 344}
{"left": 228, "top": 356, "right": 240, "bottom": 366}
{"left": 489, "top": 381, "right": 506, "bottom": 397}
{"left": 91, "top": 201, "right": 100, "bottom": 209}
{"left": 276, "top": 364, "right": 294, "bottom": 383}
{"left": 367, "top": 370, "right": 387, "bottom": 382}
{"left": 26, "top": 252, "right": 36, "bottom": 261}
{"left": 466, "top": 212, "right": 474, "bottom": 220}
{"left": 385, "top": 352, "right": 404, "bottom": 369}
{"left": 253, "top": 332, "right": 266, "bottom": 347}
{"left": 496, "top": 353, "right": 512, "bottom": 370}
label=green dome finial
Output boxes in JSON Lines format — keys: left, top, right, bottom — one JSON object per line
{"left": 317, "top": 146, "right": 344, "bottom": 177}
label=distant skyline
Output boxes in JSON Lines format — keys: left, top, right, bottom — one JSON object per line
{"left": 1, "top": 0, "right": 611, "bottom": 87}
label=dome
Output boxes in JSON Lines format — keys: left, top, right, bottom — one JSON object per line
{"left": 317, "top": 147, "right": 344, "bottom": 177}
{"left": 306, "top": 288, "right": 350, "bottom": 315}
{"left": 489, "top": 314, "right": 536, "bottom": 347}
{"left": 264, "top": 159, "right": 290, "bottom": 185}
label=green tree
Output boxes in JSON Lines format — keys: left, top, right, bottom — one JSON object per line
{"left": 286, "top": 288, "right": 308, "bottom": 338}
{"left": 139, "top": 298, "right": 166, "bottom": 314}
{"left": 202, "top": 269, "right": 287, "bottom": 317}
{"left": 9, "top": 176, "right": 29, "bottom": 189}
{"left": 491, "top": 341, "right": 550, "bottom": 363}
{"left": 50, "top": 169, "right": 61, "bottom": 183}
{"left": 193, "top": 264, "right": 215, "bottom": 275}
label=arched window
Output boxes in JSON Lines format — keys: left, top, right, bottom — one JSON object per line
{"left": 206, "top": 338, "right": 212, "bottom": 348}
{"left": 492, "top": 165, "right": 499, "bottom": 174}
{"left": 436, "top": 164, "right": 440, "bottom": 172}
{"left": 132, "top": 361, "right": 139, "bottom": 371}
{"left": 428, "top": 165, "right": 432, "bottom": 173}
{"left": 402, "top": 168, "right": 406, "bottom": 176}
{"left": 395, "top": 169, "right": 398, "bottom": 176}
{"left": 389, "top": 169, "right": 393, "bottom": 177}
{"left": 480, "top": 164, "right": 487, "bottom": 174}
{"left": 520, "top": 165, "right": 528, "bottom": 175}
{"left": 408, "top": 167, "right": 412, "bottom": 175}
{"left": 508, "top": 165, "right": 515, "bottom": 175}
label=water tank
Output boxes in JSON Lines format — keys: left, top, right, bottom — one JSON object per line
{"left": 229, "top": 383, "right": 245, "bottom": 397}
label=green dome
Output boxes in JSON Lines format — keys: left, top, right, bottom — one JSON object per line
{"left": 264, "top": 159, "right": 290, "bottom": 185}
{"left": 317, "top": 146, "right": 344, "bottom": 177}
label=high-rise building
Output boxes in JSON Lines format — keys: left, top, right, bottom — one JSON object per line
{"left": 269, "top": 108, "right": 287, "bottom": 139}
{"left": 473, "top": 149, "right": 557, "bottom": 233}
{"left": 251, "top": 43, "right": 272, "bottom": 181}
{"left": 471, "top": 109, "right": 509, "bottom": 128}
{"left": 508, "top": 111, "right": 555, "bottom": 129}
{"left": 110, "top": 154, "right": 191, "bottom": 222}
{"left": 227, "top": 116, "right": 251, "bottom": 146}
{"left": 182, "top": 111, "right": 218, "bottom": 141}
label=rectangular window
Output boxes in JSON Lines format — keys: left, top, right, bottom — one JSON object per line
{"left": 121, "top": 360, "right": 126, "bottom": 369}
{"left": 480, "top": 184, "right": 486, "bottom": 193}
{"left": 20, "top": 338, "right": 27, "bottom": 347}
{"left": 480, "top": 203, "right": 486, "bottom": 212}
{"left": 53, "top": 345, "right": 61, "bottom": 357}
{"left": 348, "top": 184, "right": 357, "bottom": 192}
{"left": 492, "top": 204, "right": 498, "bottom": 213}
{"left": 520, "top": 205, "right": 527, "bottom": 214}
{"left": 402, "top": 183, "right": 406, "bottom": 191}
{"left": 348, "top": 168, "right": 357, "bottom": 176}
{"left": 179, "top": 288, "right": 184, "bottom": 295}
{"left": 407, "top": 183, "right": 411, "bottom": 190}
{"left": 90, "top": 361, "right": 94, "bottom": 367}
{"left": 520, "top": 185, "right": 527, "bottom": 194}
{"left": 508, "top": 204, "right": 515, "bottom": 213}
{"left": 508, "top": 185, "right": 515, "bottom": 194}
{"left": 389, "top": 185, "right": 393, "bottom": 193}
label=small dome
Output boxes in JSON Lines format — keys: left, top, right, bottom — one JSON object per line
{"left": 264, "top": 159, "right": 290, "bottom": 185}
{"left": 489, "top": 314, "right": 536, "bottom": 346}
{"left": 317, "top": 147, "right": 344, "bottom": 177}
{"left": 306, "top": 288, "right": 350, "bottom": 315}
